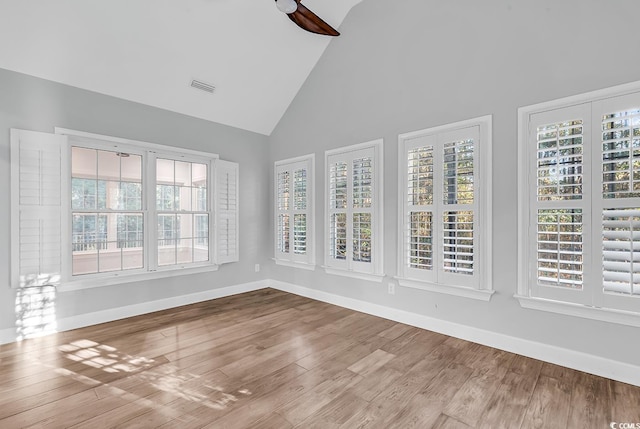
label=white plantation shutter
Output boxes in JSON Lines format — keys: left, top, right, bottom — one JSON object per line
{"left": 528, "top": 104, "right": 592, "bottom": 305}
{"left": 400, "top": 121, "right": 490, "bottom": 291}
{"left": 276, "top": 170, "right": 290, "bottom": 254}
{"left": 293, "top": 167, "right": 308, "bottom": 255}
{"left": 328, "top": 160, "right": 348, "bottom": 268}
{"left": 215, "top": 159, "right": 239, "bottom": 264}
{"left": 520, "top": 88, "right": 640, "bottom": 315}
{"left": 441, "top": 137, "right": 476, "bottom": 281}
{"left": 601, "top": 209, "right": 640, "bottom": 295}
{"left": 594, "top": 95, "right": 640, "bottom": 312}
{"left": 274, "top": 155, "right": 314, "bottom": 266}
{"left": 403, "top": 135, "right": 436, "bottom": 283}
{"left": 10, "top": 129, "right": 67, "bottom": 288}
{"left": 600, "top": 107, "right": 640, "bottom": 295}
{"left": 325, "top": 140, "right": 383, "bottom": 278}
{"left": 398, "top": 116, "right": 493, "bottom": 299}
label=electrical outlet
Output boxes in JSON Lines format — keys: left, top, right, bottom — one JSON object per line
{"left": 388, "top": 282, "right": 395, "bottom": 295}
{"left": 255, "top": 264, "right": 260, "bottom": 273}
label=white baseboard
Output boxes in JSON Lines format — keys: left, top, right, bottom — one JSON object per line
{"left": 269, "top": 279, "right": 640, "bottom": 388}
{"left": 0, "top": 280, "right": 269, "bottom": 346}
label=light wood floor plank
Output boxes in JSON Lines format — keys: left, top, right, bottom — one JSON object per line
{"left": 520, "top": 374, "right": 572, "bottom": 429}
{"left": 0, "top": 288, "right": 635, "bottom": 429}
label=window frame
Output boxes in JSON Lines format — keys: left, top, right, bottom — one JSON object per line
{"left": 57, "top": 128, "right": 221, "bottom": 291}
{"left": 517, "top": 81, "right": 640, "bottom": 327}
{"left": 324, "top": 139, "right": 384, "bottom": 282}
{"left": 397, "top": 116, "right": 494, "bottom": 301}
{"left": 274, "top": 154, "right": 316, "bottom": 270}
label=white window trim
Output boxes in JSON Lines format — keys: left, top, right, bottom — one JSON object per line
{"left": 274, "top": 154, "right": 316, "bottom": 270}
{"left": 396, "top": 115, "right": 494, "bottom": 301}
{"left": 323, "top": 139, "right": 384, "bottom": 282}
{"left": 55, "top": 128, "right": 222, "bottom": 290}
{"left": 516, "top": 80, "right": 640, "bottom": 326}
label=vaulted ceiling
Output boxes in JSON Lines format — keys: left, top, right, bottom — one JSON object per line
{"left": 0, "top": 0, "right": 362, "bottom": 135}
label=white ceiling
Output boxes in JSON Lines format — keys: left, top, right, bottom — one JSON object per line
{"left": 0, "top": 0, "right": 362, "bottom": 135}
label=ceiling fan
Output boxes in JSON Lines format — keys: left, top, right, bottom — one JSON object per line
{"left": 275, "top": 0, "right": 340, "bottom": 36}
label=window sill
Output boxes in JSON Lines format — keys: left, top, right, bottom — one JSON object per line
{"left": 515, "top": 295, "right": 640, "bottom": 327}
{"left": 273, "top": 259, "right": 316, "bottom": 271}
{"left": 396, "top": 277, "right": 494, "bottom": 301}
{"left": 57, "top": 264, "right": 219, "bottom": 292}
{"left": 322, "top": 266, "right": 385, "bottom": 282}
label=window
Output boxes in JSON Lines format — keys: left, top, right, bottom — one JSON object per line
{"left": 70, "top": 147, "right": 144, "bottom": 275}
{"left": 325, "top": 140, "right": 383, "bottom": 281}
{"left": 518, "top": 82, "right": 640, "bottom": 324}
{"left": 10, "top": 128, "right": 239, "bottom": 290}
{"left": 397, "top": 116, "right": 493, "bottom": 300}
{"left": 155, "top": 158, "right": 209, "bottom": 267}
{"left": 274, "top": 154, "right": 315, "bottom": 269}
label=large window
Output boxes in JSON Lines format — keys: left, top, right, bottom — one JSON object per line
{"left": 70, "top": 147, "right": 144, "bottom": 275}
{"left": 397, "top": 116, "right": 493, "bottom": 300}
{"left": 325, "top": 140, "right": 383, "bottom": 281}
{"left": 274, "top": 154, "right": 315, "bottom": 269}
{"left": 10, "top": 128, "right": 239, "bottom": 290}
{"left": 155, "top": 158, "right": 209, "bottom": 267}
{"left": 518, "top": 82, "right": 640, "bottom": 324}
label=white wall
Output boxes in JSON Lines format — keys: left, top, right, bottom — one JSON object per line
{"left": 268, "top": 0, "right": 640, "bottom": 370}
{"left": 0, "top": 68, "right": 271, "bottom": 336}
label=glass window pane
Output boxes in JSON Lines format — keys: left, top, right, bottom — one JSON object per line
{"left": 123, "top": 245, "right": 144, "bottom": 270}
{"left": 294, "top": 169, "right": 307, "bottom": 210}
{"left": 193, "top": 187, "right": 207, "bottom": 211}
{"left": 177, "top": 238, "right": 193, "bottom": 264}
{"left": 71, "top": 178, "right": 96, "bottom": 210}
{"left": 121, "top": 154, "right": 142, "bottom": 183}
{"left": 71, "top": 147, "right": 96, "bottom": 179}
{"left": 178, "top": 186, "right": 191, "bottom": 211}
{"left": 537, "top": 209, "right": 583, "bottom": 288}
{"left": 408, "top": 146, "right": 433, "bottom": 206}
{"left": 330, "top": 162, "right": 348, "bottom": 209}
{"left": 536, "top": 120, "right": 583, "bottom": 201}
{"left": 353, "top": 158, "right": 372, "bottom": 209}
{"left": 443, "top": 139, "right": 474, "bottom": 205}
{"left": 353, "top": 213, "right": 371, "bottom": 262}
{"left": 72, "top": 251, "right": 97, "bottom": 276}
{"left": 192, "top": 163, "right": 207, "bottom": 187}
{"left": 158, "top": 240, "right": 176, "bottom": 266}
{"left": 409, "top": 211, "right": 433, "bottom": 270}
{"left": 294, "top": 214, "right": 306, "bottom": 254}
{"left": 277, "top": 214, "right": 290, "bottom": 253}
{"left": 157, "top": 158, "right": 175, "bottom": 185}
{"left": 330, "top": 213, "right": 347, "bottom": 260}
{"left": 97, "top": 150, "right": 120, "bottom": 181}
{"left": 277, "top": 171, "right": 290, "bottom": 211}
{"left": 195, "top": 214, "right": 209, "bottom": 262}
{"left": 194, "top": 238, "right": 208, "bottom": 263}
{"left": 443, "top": 211, "right": 474, "bottom": 275}
{"left": 119, "top": 182, "right": 142, "bottom": 210}
{"left": 175, "top": 161, "right": 191, "bottom": 187}
{"left": 156, "top": 185, "right": 176, "bottom": 211}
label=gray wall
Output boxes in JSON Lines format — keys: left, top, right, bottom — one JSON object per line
{"left": 0, "top": 68, "right": 270, "bottom": 331}
{"left": 268, "top": 0, "right": 640, "bottom": 366}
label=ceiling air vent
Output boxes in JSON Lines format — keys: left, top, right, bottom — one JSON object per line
{"left": 190, "top": 79, "right": 215, "bottom": 93}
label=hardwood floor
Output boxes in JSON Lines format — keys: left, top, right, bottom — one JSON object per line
{"left": 1, "top": 288, "right": 638, "bottom": 428}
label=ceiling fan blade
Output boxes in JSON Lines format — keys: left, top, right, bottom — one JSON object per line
{"left": 287, "top": 2, "right": 340, "bottom": 36}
